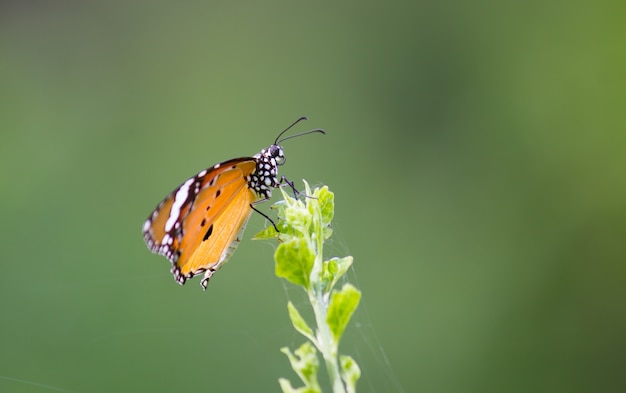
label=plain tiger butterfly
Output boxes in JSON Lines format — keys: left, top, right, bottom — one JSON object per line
{"left": 142, "top": 116, "right": 325, "bottom": 290}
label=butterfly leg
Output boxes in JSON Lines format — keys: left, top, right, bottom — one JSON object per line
{"left": 280, "top": 176, "right": 302, "bottom": 199}
{"left": 280, "top": 176, "right": 318, "bottom": 200}
{"left": 250, "top": 198, "right": 279, "bottom": 232}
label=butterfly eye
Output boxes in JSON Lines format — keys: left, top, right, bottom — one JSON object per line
{"left": 270, "top": 145, "right": 286, "bottom": 165}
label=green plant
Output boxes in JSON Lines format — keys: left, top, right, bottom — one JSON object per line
{"left": 254, "top": 181, "right": 361, "bottom": 393}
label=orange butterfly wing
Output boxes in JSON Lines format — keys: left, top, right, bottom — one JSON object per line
{"left": 143, "top": 158, "right": 261, "bottom": 288}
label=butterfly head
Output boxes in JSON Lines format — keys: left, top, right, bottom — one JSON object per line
{"left": 269, "top": 144, "right": 286, "bottom": 166}
{"left": 267, "top": 116, "right": 325, "bottom": 169}
{"left": 248, "top": 117, "right": 325, "bottom": 199}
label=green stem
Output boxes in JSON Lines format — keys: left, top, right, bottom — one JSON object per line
{"left": 308, "top": 199, "right": 346, "bottom": 393}
{"left": 310, "top": 289, "right": 345, "bottom": 393}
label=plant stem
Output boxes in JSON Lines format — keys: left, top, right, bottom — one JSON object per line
{"left": 310, "top": 288, "right": 346, "bottom": 393}
{"left": 308, "top": 199, "right": 346, "bottom": 393}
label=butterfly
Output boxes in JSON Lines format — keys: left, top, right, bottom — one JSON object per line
{"left": 142, "top": 116, "right": 325, "bottom": 290}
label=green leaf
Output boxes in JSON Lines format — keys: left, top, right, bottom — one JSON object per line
{"left": 278, "top": 379, "right": 319, "bottom": 393}
{"left": 252, "top": 224, "right": 279, "bottom": 240}
{"left": 317, "top": 186, "right": 334, "bottom": 226}
{"left": 279, "top": 189, "right": 312, "bottom": 235}
{"left": 278, "top": 378, "right": 299, "bottom": 393}
{"left": 322, "top": 226, "right": 333, "bottom": 241}
{"left": 302, "top": 179, "right": 312, "bottom": 198}
{"left": 322, "top": 256, "right": 353, "bottom": 293}
{"left": 280, "top": 343, "right": 321, "bottom": 393}
{"left": 287, "top": 301, "right": 317, "bottom": 346}
{"left": 326, "top": 284, "right": 361, "bottom": 343}
{"left": 275, "top": 238, "right": 315, "bottom": 289}
{"left": 333, "top": 256, "right": 353, "bottom": 280}
{"left": 340, "top": 355, "right": 361, "bottom": 393}
{"left": 320, "top": 258, "right": 336, "bottom": 291}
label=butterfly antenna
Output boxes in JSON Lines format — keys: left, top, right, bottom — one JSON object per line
{"left": 274, "top": 116, "right": 308, "bottom": 144}
{"left": 275, "top": 116, "right": 326, "bottom": 145}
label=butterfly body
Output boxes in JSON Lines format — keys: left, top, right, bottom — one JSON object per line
{"left": 142, "top": 117, "right": 323, "bottom": 290}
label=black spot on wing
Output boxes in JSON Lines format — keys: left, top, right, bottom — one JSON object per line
{"left": 215, "top": 189, "right": 221, "bottom": 198}
{"left": 200, "top": 218, "right": 206, "bottom": 227}
{"left": 203, "top": 224, "right": 214, "bottom": 241}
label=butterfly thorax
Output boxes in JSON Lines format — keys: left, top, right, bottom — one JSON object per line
{"left": 247, "top": 144, "right": 285, "bottom": 199}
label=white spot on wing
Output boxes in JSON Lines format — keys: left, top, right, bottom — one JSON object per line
{"left": 165, "top": 178, "right": 194, "bottom": 232}
{"left": 142, "top": 219, "right": 151, "bottom": 232}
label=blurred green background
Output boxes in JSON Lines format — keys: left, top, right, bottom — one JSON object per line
{"left": 1, "top": 1, "right": 625, "bottom": 392}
